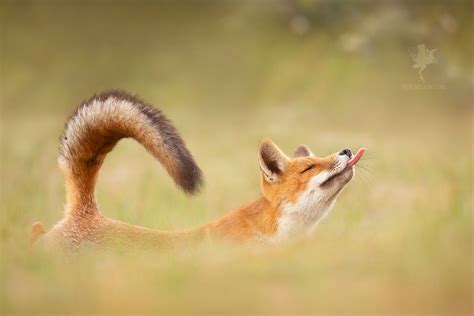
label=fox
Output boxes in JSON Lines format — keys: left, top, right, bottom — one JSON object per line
{"left": 31, "top": 90, "right": 365, "bottom": 249}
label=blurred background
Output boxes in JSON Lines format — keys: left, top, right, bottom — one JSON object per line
{"left": 1, "top": 0, "right": 472, "bottom": 314}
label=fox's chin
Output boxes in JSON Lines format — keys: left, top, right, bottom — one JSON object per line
{"left": 321, "top": 166, "right": 354, "bottom": 188}
{"left": 337, "top": 166, "right": 355, "bottom": 185}
{"left": 320, "top": 166, "right": 354, "bottom": 200}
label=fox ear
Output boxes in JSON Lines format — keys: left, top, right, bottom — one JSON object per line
{"left": 293, "top": 144, "right": 314, "bottom": 158}
{"left": 258, "top": 139, "right": 288, "bottom": 183}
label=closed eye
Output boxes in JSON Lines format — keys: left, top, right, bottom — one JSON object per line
{"left": 301, "top": 164, "right": 316, "bottom": 173}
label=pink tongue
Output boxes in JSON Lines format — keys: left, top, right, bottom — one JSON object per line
{"left": 347, "top": 148, "right": 366, "bottom": 167}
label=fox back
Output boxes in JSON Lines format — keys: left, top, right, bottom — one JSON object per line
{"left": 31, "top": 91, "right": 365, "bottom": 249}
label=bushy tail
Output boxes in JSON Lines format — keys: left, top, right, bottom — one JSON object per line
{"left": 59, "top": 90, "right": 203, "bottom": 215}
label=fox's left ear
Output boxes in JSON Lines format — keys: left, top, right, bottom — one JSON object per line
{"left": 293, "top": 144, "right": 314, "bottom": 158}
{"left": 258, "top": 139, "right": 289, "bottom": 183}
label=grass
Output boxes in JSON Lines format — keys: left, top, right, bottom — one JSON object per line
{"left": 1, "top": 2, "right": 472, "bottom": 315}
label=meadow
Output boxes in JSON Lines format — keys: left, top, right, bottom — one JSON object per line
{"left": 1, "top": 2, "right": 472, "bottom": 315}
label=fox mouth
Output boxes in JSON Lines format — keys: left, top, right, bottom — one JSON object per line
{"left": 321, "top": 148, "right": 366, "bottom": 186}
{"left": 346, "top": 148, "right": 366, "bottom": 168}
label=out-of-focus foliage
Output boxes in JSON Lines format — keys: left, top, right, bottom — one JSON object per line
{"left": 1, "top": 1, "right": 472, "bottom": 315}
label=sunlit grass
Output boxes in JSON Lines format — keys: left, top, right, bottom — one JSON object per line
{"left": 1, "top": 2, "right": 472, "bottom": 315}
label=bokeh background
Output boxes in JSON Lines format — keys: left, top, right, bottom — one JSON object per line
{"left": 1, "top": 1, "right": 472, "bottom": 314}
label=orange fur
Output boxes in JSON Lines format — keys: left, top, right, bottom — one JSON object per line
{"left": 32, "top": 91, "right": 361, "bottom": 250}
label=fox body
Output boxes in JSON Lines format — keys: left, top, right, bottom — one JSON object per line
{"left": 32, "top": 91, "right": 365, "bottom": 249}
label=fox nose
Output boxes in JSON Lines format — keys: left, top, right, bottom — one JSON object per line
{"left": 339, "top": 148, "right": 352, "bottom": 158}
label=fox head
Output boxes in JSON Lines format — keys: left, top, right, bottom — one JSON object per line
{"left": 258, "top": 139, "right": 365, "bottom": 240}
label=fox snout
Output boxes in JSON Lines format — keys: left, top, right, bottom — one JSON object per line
{"left": 339, "top": 148, "right": 352, "bottom": 158}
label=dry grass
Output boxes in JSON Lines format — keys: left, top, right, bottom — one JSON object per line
{"left": 1, "top": 2, "right": 472, "bottom": 315}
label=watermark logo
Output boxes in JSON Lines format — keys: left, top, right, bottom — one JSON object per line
{"left": 402, "top": 44, "right": 446, "bottom": 90}
{"left": 411, "top": 44, "right": 437, "bottom": 82}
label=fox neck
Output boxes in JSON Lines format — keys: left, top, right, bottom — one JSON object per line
{"left": 266, "top": 177, "right": 340, "bottom": 242}
{"left": 275, "top": 189, "right": 336, "bottom": 242}
{"left": 208, "top": 188, "right": 337, "bottom": 243}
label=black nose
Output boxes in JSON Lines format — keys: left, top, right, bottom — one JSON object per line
{"left": 339, "top": 148, "right": 352, "bottom": 158}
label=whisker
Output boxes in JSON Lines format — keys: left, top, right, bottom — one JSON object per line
{"left": 357, "top": 165, "right": 372, "bottom": 173}
{"left": 355, "top": 170, "right": 371, "bottom": 186}
{"left": 359, "top": 151, "right": 376, "bottom": 156}
{"left": 356, "top": 164, "right": 372, "bottom": 173}
{"left": 355, "top": 168, "right": 372, "bottom": 185}
{"left": 356, "top": 161, "right": 372, "bottom": 169}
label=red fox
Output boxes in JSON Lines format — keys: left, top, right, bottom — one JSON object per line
{"left": 31, "top": 90, "right": 365, "bottom": 249}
